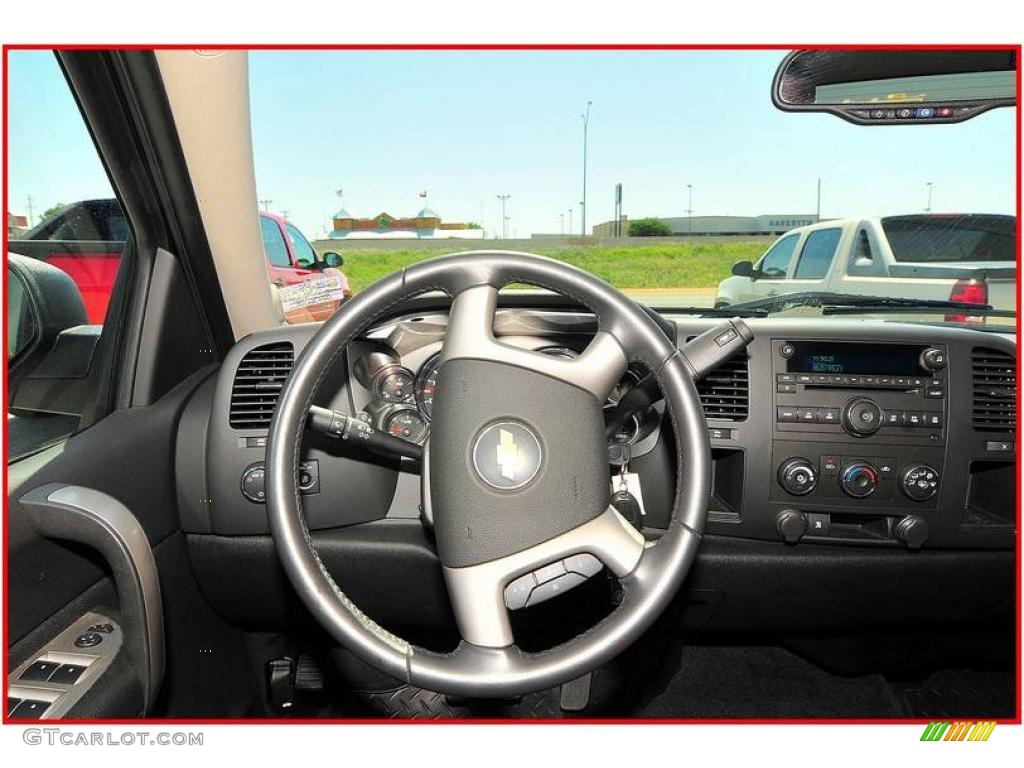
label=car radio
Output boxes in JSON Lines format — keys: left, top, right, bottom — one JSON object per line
{"left": 773, "top": 340, "right": 947, "bottom": 442}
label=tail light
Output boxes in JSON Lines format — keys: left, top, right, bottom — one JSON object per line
{"left": 946, "top": 278, "right": 988, "bottom": 323}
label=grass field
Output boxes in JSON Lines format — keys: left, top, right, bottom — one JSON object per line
{"left": 329, "top": 241, "right": 768, "bottom": 293}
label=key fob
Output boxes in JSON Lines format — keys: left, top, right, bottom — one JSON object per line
{"left": 610, "top": 489, "right": 643, "bottom": 528}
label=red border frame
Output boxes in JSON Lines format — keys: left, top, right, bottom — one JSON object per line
{"left": 1, "top": 43, "right": 1021, "bottom": 727}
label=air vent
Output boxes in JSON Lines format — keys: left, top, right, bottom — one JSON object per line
{"left": 696, "top": 352, "right": 749, "bottom": 421}
{"left": 229, "top": 342, "right": 295, "bottom": 429}
{"left": 971, "top": 347, "right": 1016, "bottom": 432}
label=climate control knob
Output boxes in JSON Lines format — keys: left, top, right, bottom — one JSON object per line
{"left": 778, "top": 458, "right": 817, "bottom": 496}
{"left": 901, "top": 464, "right": 940, "bottom": 501}
{"left": 840, "top": 461, "right": 879, "bottom": 498}
{"left": 841, "top": 398, "right": 883, "bottom": 436}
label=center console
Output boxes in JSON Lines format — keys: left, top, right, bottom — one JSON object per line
{"left": 770, "top": 339, "right": 949, "bottom": 548}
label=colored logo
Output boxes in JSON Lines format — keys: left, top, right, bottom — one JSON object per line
{"left": 472, "top": 421, "right": 542, "bottom": 490}
{"left": 920, "top": 721, "right": 996, "bottom": 741}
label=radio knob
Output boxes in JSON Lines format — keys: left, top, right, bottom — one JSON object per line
{"left": 841, "top": 398, "right": 882, "bottom": 436}
{"left": 894, "top": 515, "right": 929, "bottom": 549}
{"left": 920, "top": 347, "right": 948, "bottom": 372}
{"left": 840, "top": 461, "right": 879, "bottom": 498}
{"left": 776, "top": 509, "right": 808, "bottom": 543}
{"left": 900, "top": 464, "right": 940, "bottom": 501}
{"left": 778, "top": 458, "right": 817, "bottom": 496}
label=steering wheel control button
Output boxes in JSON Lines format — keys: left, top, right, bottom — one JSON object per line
{"left": 48, "top": 664, "right": 88, "bottom": 686}
{"left": 564, "top": 553, "right": 603, "bottom": 578}
{"left": 73, "top": 632, "right": 104, "bottom": 648}
{"left": 471, "top": 421, "right": 543, "bottom": 490}
{"left": 504, "top": 573, "right": 537, "bottom": 611}
{"left": 20, "top": 660, "right": 61, "bottom": 682}
{"left": 901, "top": 465, "right": 940, "bottom": 501}
{"left": 842, "top": 398, "right": 882, "bottom": 436}
{"left": 840, "top": 462, "right": 879, "bottom": 498}
{"left": 778, "top": 458, "right": 817, "bottom": 496}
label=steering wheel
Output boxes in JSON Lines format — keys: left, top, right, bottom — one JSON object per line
{"left": 266, "top": 252, "right": 711, "bottom": 698}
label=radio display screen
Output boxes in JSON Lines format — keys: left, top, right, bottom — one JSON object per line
{"left": 788, "top": 342, "right": 925, "bottom": 375}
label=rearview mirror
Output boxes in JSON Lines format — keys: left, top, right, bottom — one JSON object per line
{"left": 772, "top": 49, "right": 1016, "bottom": 125}
{"left": 731, "top": 260, "right": 755, "bottom": 278}
{"left": 322, "top": 252, "right": 344, "bottom": 268}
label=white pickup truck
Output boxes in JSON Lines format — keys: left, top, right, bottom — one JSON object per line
{"left": 715, "top": 214, "right": 1016, "bottom": 314}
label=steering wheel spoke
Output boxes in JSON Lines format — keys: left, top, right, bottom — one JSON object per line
{"left": 443, "top": 507, "right": 645, "bottom": 648}
{"left": 443, "top": 285, "right": 627, "bottom": 402}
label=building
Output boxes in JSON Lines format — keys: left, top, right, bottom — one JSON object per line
{"left": 7, "top": 211, "right": 29, "bottom": 238}
{"left": 592, "top": 214, "right": 817, "bottom": 238}
{"left": 328, "top": 206, "right": 484, "bottom": 240}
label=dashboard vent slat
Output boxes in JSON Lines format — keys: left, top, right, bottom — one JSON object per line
{"left": 971, "top": 347, "right": 1016, "bottom": 433}
{"left": 696, "top": 352, "right": 749, "bottom": 421}
{"left": 229, "top": 342, "right": 295, "bottom": 429}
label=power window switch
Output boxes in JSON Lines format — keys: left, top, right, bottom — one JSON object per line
{"left": 9, "top": 699, "right": 51, "bottom": 719}
{"left": 20, "top": 659, "right": 61, "bottom": 682}
{"left": 48, "top": 663, "right": 88, "bottom": 685}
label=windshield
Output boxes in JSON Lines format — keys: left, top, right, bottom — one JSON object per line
{"left": 7, "top": 50, "right": 1015, "bottom": 329}
{"left": 246, "top": 50, "right": 1014, "bottom": 323}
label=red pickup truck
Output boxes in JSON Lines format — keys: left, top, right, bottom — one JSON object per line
{"left": 10, "top": 199, "right": 347, "bottom": 323}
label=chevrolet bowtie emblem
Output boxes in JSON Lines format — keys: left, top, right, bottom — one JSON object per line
{"left": 472, "top": 421, "right": 542, "bottom": 490}
{"left": 496, "top": 428, "right": 520, "bottom": 481}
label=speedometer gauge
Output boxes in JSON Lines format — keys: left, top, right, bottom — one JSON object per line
{"left": 415, "top": 353, "right": 442, "bottom": 421}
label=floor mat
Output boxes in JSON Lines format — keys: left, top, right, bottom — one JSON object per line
{"left": 635, "top": 644, "right": 903, "bottom": 718}
{"left": 894, "top": 668, "right": 1015, "bottom": 719}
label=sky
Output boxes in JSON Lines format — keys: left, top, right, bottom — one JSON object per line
{"left": 7, "top": 49, "right": 1018, "bottom": 239}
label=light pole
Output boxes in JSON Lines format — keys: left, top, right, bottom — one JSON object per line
{"left": 686, "top": 184, "right": 693, "bottom": 233}
{"left": 560, "top": 213, "right": 564, "bottom": 235}
{"left": 568, "top": 207, "right": 573, "bottom": 236}
{"left": 581, "top": 100, "right": 592, "bottom": 236}
{"left": 496, "top": 194, "right": 511, "bottom": 239}
{"left": 925, "top": 182, "right": 933, "bottom": 213}
{"left": 259, "top": 198, "right": 273, "bottom": 212}
{"left": 816, "top": 177, "right": 822, "bottom": 222}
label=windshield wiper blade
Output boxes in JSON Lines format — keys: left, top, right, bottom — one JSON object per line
{"left": 728, "top": 291, "right": 997, "bottom": 314}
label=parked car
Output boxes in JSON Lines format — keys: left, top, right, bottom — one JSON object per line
{"left": 716, "top": 214, "right": 1016, "bottom": 318}
{"left": 10, "top": 200, "right": 346, "bottom": 323}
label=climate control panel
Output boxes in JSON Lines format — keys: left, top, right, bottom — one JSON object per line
{"left": 771, "top": 444, "right": 943, "bottom": 512}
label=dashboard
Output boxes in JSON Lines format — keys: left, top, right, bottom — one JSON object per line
{"left": 175, "top": 300, "right": 1017, "bottom": 556}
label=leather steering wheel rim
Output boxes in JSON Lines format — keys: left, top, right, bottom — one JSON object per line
{"left": 265, "top": 251, "right": 711, "bottom": 698}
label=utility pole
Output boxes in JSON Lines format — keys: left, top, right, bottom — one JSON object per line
{"left": 581, "top": 100, "right": 592, "bottom": 236}
{"left": 560, "top": 213, "right": 565, "bottom": 235}
{"left": 496, "top": 194, "right": 511, "bottom": 239}
{"left": 816, "top": 178, "right": 822, "bottom": 222}
{"left": 686, "top": 184, "right": 693, "bottom": 233}
{"left": 924, "top": 182, "right": 933, "bottom": 213}
{"left": 568, "top": 207, "right": 573, "bottom": 235}
{"left": 259, "top": 198, "right": 273, "bottom": 212}
{"left": 26, "top": 195, "right": 36, "bottom": 226}
{"left": 614, "top": 183, "right": 623, "bottom": 238}
{"left": 281, "top": 210, "right": 289, "bottom": 221}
